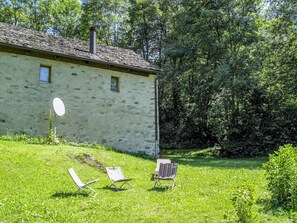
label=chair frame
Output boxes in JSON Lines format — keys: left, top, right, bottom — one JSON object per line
{"left": 106, "top": 167, "right": 134, "bottom": 191}
{"left": 153, "top": 163, "right": 178, "bottom": 189}
{"left": 68, "top": 168, "right": 98, "bottom": 197}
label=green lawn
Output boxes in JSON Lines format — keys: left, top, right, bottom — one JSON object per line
{"left": 0, "top": 140, "right": 290, "bottom": 222}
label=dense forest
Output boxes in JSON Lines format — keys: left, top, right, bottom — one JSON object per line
{"left": 1, "top": 0, "right": 296, "bottom": 157}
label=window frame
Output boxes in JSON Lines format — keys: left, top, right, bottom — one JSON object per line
{"left": 39, "top": 65, "right": 51, "bottom": 83}
{"left": 111, "top": 76, "right": 119, "bottom": 92}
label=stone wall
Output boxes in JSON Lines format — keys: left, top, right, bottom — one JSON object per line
{"left": 0, "top": 51, "right": 158, "bottom": 156}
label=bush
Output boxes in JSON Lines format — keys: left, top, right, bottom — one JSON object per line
{"left": 263, "top": 144, "right": 297, "bottom": 210}
{"left": 232, "top": 182, "right": 259, "bottom": 223}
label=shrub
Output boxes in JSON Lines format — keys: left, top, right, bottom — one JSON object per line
{"left": 290, "top": 211, "right": 297, "bottom": 222}
{"left": 232, "top": 182, "right": 259, "bottom": 223}
{"left": 263, "top": 144, "right": 297, "bottom": 210}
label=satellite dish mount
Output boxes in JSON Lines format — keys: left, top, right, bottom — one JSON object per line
{"left": 52, "top": 97, "right": 66, "bottom": 143}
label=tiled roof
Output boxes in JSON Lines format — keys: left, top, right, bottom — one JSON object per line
{"left": 0, "top": 22, "right": 159, "bottom": 74}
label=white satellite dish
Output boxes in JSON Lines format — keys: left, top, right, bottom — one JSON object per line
{"left": 53, "top": 97, "right": 65, "bottom": 117}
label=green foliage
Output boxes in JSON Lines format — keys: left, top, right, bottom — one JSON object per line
{"left": 0, "top": 0, "right": 81, "bottom": 35}
{"left": 79, "top": 0, "right": 129, "bottom": 45}
{"left": 232, "top": 182, "right": 259, "bottom": 223}
{"left": 125, "top": 0, "right": 159, "bottom": 61}
{"left": 160, "top": 0, "right": 264, "bottom": 155}
{"left": 52, "top": 0, "right": 82, "bottom": 37}
{"left": 0, "top": 133, "right": 50, "bottom": 144}
{"left": 263, "top": 144, "right": 297, "bottom": 210}
{"left": 0, "top": 133, "right": 32, "bottom": 142}
{"left": 159, "top": 0, "right": 297, "bottom": 157}
{"left": 290, "top": 211, "right": 297, "bottom": 223}
{"left": 24, "top": 0, "right": 55, "bottom": 31}
{"left": 0, "top": 0, "right": 12, "bottom": 23}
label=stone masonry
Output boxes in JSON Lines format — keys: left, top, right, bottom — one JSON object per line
{"left": 0, "top": 51, "right": 157, "bottom": 156}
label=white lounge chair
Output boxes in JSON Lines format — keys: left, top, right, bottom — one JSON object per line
{"left": 154, "top": 163, "right": 178, "bottom": 189}
{"left": 68, "top": 168, "right": 98, "bottom": 196}
{"left": 106, "top": 167, "right": 134, "bottom": 191}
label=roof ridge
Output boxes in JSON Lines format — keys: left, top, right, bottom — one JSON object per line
{"left": 0, "top": 22, "right": 129, "bottom": 50}
{"left": 0, "top": 22, "right": 159, "bottom": 73}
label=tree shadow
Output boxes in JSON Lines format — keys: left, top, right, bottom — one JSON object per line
{"left": 162, "top": 155, "right": 267, "bottom": 170}
{"left": 51, "top": 192, "right": 89, "bottom": 198}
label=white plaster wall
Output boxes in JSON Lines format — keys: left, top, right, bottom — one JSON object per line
{"left": 0, "top": 51, "right": 157, "bottom": 156}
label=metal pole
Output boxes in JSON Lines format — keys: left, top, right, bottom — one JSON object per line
{"left": 155, "top": 78, "right": 160, "bottom": 159}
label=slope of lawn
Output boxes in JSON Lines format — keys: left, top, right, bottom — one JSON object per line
{"left": 0, "top": 140, "right": 290, "bottom": 222}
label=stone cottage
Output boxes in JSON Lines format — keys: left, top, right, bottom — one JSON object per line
{"left": 0, "top": 22, "right": 160, "bottom": 157}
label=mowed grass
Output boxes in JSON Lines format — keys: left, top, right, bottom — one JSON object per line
{"left": 0, "top": 140, "right": 290, "bottom": 222}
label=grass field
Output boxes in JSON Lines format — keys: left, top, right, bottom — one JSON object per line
{"left": 0, "top": 140, "right": 290, "bottom": 222}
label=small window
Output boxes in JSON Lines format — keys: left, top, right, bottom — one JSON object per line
{"left": 111, "top": 76, "right": 119, "bottom": 92}
{"left": 40, "top": 65, "right": 51, "bottom": 83}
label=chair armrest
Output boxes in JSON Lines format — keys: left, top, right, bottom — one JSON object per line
{"left": 85, "top": 179, "right": 98, "bottom": 186}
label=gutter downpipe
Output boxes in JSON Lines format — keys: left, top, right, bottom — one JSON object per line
{"left": 155, "top": 77, "right": 160, "bottom": 159}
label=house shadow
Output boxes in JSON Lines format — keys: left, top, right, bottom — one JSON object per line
{"left": 51, "top": 192, "right": 89, "bottom": 198}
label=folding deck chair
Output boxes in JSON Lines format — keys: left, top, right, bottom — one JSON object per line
{"left": 150, "top": 158, "right": 171, "bottom": 181}
{"left": 106, "top": 167, "right": 134, "bottom": 191}
{"left": 153, "top": 163, "right": 178, "bottom": 189}
{"left": 155, "top": 158, "right": 171, "bottom": 173}
{"left": 68, "top": 168, "right": 98, "bottom": 196}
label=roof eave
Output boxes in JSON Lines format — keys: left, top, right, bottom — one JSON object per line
{"left": 0, "top": 42, "right": 160, "bottom": 75}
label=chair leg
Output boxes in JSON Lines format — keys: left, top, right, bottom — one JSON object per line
{"left": 153, "top": 179, "right": 160, "bottom": 189}
{"left": 73, "top": 188, "right": 82, "bottom": 195}
{"left": 86, "top": 186, "right": 97, "bottom": 197}
{"left": 118, "top": 181, "right": 134, "bottom": 190}
{"left": 119, "top": 182, "right": 126, "bottom": 189}
{"left": 154, "top": 179, "right": 176, "bottom": 189}
{"left": 127, "top": 182, "right": 134, "bottom": 190}
{"left": 110, "top": 182, "right": 119, "bottom": 191}
{"left": 171, "top": 179, "right": 175, "bottom": 189}
{"left": 74, "top": 187, "right": 92, "bottom": 196}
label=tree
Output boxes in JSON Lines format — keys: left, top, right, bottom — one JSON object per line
{"left": 52, "top": 0, "right": 81, "bottom": 37}
{"left": 258, "top": 0, "right": 297, "bottom": 150}
{"left": 79, "top": 0, "right": 129, "bottom": 45}
{"left": 125, "top": 0, "right": 159, "bottom": 61}
{"left": 24, "top": 0, "right": 54, "bottom": 31}
{"left": 263, "top": 0, "right": 297, "bottom": 102}
{"left": 0, "top": 0, "right": 54, "bottom": 32}
{"left": 160, "top": 0, "right": 262, "bottom": 154}
{"left": 0, "top": 0, "right": 28, "bottom": 26}
{"left": 0, "top": 0, "right": 13, "bottom": 23}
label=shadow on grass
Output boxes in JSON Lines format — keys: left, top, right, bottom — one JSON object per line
{"left": 161, "top": 154, "right": 267, "bottom": 170}
{"left": 101, "top": 186, "right": 134, "bottom": 192}
{"left": 51, "top": 192, "right": 89, "bottom": 198}
{"left": 69, "top": 141, "right": 267, "bottom": 171}
{"left": 256, "top": 196, "right": 288, "bottom": 216}
{"left": 147, "top": 186, "right": 172, "bottom": 192}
